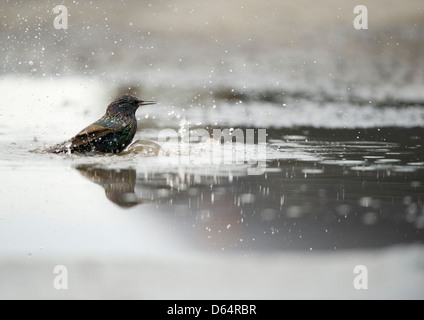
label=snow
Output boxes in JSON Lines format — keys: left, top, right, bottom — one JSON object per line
{"left": 0, "top": 247, "right": 423, "bottom": 299}
{"left": 1, "top": 77, "right": 423, "bottom": 146}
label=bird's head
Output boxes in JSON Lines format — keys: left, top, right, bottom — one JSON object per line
{"left": 106, "top": 94, "right": 156, "bottom": 116}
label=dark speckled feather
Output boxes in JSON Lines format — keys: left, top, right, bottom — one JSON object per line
{"left": 47, "top": 95, "right": 156, "bottom": 154}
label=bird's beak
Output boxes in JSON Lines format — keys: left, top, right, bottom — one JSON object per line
{"left": 138, "top": 100, "right": 157, "bottom": 106}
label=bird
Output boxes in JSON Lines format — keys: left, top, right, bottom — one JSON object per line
{"left": 47, "top": 94, "right": 156, "bottom": 154}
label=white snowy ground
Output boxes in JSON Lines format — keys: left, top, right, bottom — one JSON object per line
{"left": 1, "top": 247, "right": 423, "bottom": 299}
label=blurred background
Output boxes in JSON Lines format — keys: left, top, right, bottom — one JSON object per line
{"left": 1, "top": 0, "right": 423, "bottom": 137}
{"left": 0, "top": 0, "right": 423, "bottom": 299}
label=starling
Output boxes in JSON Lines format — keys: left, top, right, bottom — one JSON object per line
{"left": 47, "top": 95, "right": 156, "bottom": 154}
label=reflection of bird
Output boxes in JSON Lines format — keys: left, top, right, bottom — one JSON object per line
{"left": 76, "top": 165, "right": 141, "bottom": 208}
{"left": 47, "top": 95, "right": 156, "bottom": 154}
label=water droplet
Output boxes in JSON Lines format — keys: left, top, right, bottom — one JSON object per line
{"left": 362, "top": 212, "right": 378, "bottom": 225}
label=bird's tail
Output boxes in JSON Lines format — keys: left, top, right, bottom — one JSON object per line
{"left": 44, "top": 141, "right": 73, "bottom": 154}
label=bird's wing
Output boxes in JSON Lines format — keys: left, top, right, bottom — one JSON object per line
{"left": 70, "top": 123, "right": 118, "bottom": 146}
{"left": 46, "top": 119, "right": 126, "bottom": 153}
{"left": 46, "top": 123, "right": 122, "bottom": 153}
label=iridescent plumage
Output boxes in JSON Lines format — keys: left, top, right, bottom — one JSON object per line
{"left": 47, "top": 95, "right": 156, "bottom": 154}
